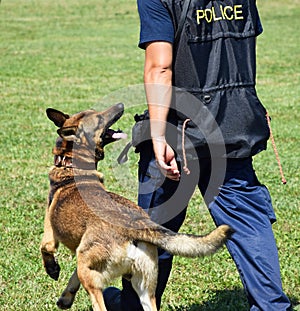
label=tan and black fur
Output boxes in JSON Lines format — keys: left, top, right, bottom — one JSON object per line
{"left": 40, "top": 103, "right": 233, "bottom": 311}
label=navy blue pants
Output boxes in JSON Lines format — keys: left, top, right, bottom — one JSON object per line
{"left": 121, "top": 143, "right": 291, "bottom": 311}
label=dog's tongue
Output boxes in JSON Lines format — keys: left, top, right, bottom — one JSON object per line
{"left": 112, "top": 132, "right": 127, "bottom": 140}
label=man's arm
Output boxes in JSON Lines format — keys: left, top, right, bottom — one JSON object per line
{"left": 144, "top": 41, "right": 180, "bottom": 180}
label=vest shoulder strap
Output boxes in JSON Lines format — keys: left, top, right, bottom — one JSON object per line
{"left": 174, "top": 0, "right": 191, "bottom": 48}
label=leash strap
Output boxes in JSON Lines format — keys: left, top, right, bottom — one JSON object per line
{"left": 174, "top": 0, "right": 192, "bottom": 50}
{"left": 266, "top": 112, "right": 287, "bottom": 184}
{"left": 175, "top": 0, "right": 192, "bottom": 175}
{"left": 182, "top": 118, "right": 191, "bottom": 175}
{"left": 117, "top": 141, "right": 133, "bottom": 164}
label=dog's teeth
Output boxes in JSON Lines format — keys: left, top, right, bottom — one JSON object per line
{"left": 112, "top": 132, "right": 127, "bottom": 139}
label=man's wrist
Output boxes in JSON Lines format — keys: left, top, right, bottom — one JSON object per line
{"left": 151, "top": 135, "right": 166, "bottom": 142}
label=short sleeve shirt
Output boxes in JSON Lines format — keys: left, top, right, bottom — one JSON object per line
{"left": 137, "top": 0, "right": 174, "bottom": 49}
{"left": 137, "top": 0, "right": 263, "bottom": 49}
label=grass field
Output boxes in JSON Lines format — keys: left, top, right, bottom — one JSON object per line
{"left": 0, "top": 0, "right": 299, "bottom": 310}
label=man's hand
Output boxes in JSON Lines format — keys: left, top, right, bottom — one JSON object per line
{"left": 152, "top": 136, "right": 180, "bottom": 181}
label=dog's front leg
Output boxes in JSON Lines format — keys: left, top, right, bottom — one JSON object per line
{"left": 40, "top": 201, "right": 60, "bottom": 280}
{"left": 57, "top": 269, "right": 80, "bottom": 310}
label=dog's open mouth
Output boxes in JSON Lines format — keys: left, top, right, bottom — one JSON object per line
{"left": 100, "top": 103, "right": 127, "bottom": 147}
{"left": 102, "top": 128, "right": 127, "bottom": 146}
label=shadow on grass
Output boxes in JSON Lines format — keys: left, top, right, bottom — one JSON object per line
{"left": 74, "top": 290, "right": 299, "bottom": 311}
{"left": 168, "top": 289, "right": 248, "bottom": 311}
{"left": 169, "top": 289, "right": 299, "bottom": 311}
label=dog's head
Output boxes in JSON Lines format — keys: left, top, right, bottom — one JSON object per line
{"left": 46, "top": 103, "right": 126, "bottom": 162}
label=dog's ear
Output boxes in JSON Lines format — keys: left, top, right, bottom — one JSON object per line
{"left": 46, "top": 108, "right": 70, "bottom": 127}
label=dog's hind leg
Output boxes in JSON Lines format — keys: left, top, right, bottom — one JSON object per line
{"left": 131, "top": 284, "right": 157, "bottom": 311}
{"left": 40, "top": 198, "right": 60, "bottom": 280}
{"left": 76, "top": 245, "right": 108, "bottom": 311}
{"left": 57, "top": 269, "right": 81, "bottom": 310}
{"left": 130, "top": 242, "right": 158, "bottom": 311}
{"left": 76, "top": 263, "right": 107, "bottom": 311}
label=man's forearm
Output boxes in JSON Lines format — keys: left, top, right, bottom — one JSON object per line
{"left": 144, "top": 41, "right": 173, "bottom": 139}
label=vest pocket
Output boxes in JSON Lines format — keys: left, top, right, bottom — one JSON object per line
{"left": 174, "top": 86, "right": 269, "bottom": 158}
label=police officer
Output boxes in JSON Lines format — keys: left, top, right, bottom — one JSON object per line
{"left": 104, "top": 0, "right": 292, "bottom": 310}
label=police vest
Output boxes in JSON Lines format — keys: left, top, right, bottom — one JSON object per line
{"left": 161, "top": 0, "right": 270, "bottom": 158}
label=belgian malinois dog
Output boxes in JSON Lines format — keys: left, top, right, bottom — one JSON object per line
{"left": 40, "top": 103, "right": 233, "bottom": 311}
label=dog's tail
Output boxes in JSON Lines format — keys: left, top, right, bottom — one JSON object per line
{"left": 134, "top": 224, "right": 233, "bottom": 258}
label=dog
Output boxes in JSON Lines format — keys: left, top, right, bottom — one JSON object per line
{"left": 40, "top": 103, "right": 233, "bottom": 311}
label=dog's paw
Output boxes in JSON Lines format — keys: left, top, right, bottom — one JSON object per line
{"left": 45, "top": 260, "right": 61, "bottom": 281}
{"left": 57, "top": 293, "right": 75, "bottom": 310}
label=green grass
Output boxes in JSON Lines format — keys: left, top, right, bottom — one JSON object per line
{"left": 0, "top": 0, "right": 299, "bottom": 310}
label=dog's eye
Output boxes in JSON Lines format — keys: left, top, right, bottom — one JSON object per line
{"left": 57, "top": 126, "right": 78, "bottom": 137}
